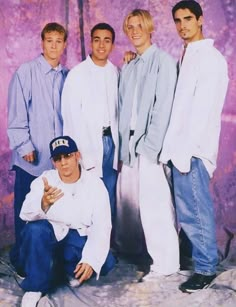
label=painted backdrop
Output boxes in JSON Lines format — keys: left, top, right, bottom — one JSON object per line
{"left": 0, "top": 0, "right": 235, "bottom": 258}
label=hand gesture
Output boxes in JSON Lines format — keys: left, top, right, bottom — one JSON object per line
{"left": 41, "top": 177, "right": 64, "bottom": 212}
{"left": 73, "top": 263, "right": 94, "bottom": 285}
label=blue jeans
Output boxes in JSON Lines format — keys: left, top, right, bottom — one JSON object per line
{"left": 14, "top": 220, "right": 116, "bottom": 292}
{"left": 102, "top": 135, "right": 117, "bottom": 222}
{"left": 172, "top": 157, "right": 218, "bottom": 275}
{"left": 10, "top": 166, "right": 36, "bottom": 267}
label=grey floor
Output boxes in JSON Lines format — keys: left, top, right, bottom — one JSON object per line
{"left": 0, "top": 248, "right": 236, "bottom": 307}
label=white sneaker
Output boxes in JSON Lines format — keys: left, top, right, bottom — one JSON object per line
{"left": 142, "top": 271, "right": 165, "bottom": 282}
{"left": 21, "top": 291, "right": 42, "bottom": 307}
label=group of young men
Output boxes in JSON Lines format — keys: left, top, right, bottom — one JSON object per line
{"left": 7, "top": 1, "right": 229, "bottom": 306}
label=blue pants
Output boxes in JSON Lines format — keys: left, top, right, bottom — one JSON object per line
{"left": 14, "top": 220, "right": 116, "bottom": 292}
{"left": 102, "top": 136, "right": 117, "bottom": 222}
{"left": 172, "top": 157, "right": 218, "bottom": 275}
{"left": 10, "top": 166, "right": 36, "bottom": 267}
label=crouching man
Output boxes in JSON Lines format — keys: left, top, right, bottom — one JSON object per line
{"left": 14, "top": 136, "right": 116, "bottom": 307}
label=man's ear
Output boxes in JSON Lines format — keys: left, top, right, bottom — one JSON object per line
{"left": 75, "top": 151, "right": 81, "bottom": 161}
{"left": 198, "top": 16, "right": 203, "bottom": 28}
{"left": 52, "top": 159, "right": 56, "bottom": 168}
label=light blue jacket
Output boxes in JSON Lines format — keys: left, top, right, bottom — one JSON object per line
{"left": 7, "top": 55, "right": 68, "bottom": 176}
{"left": 119, "top": 44, "right": 177, "bottom": 166}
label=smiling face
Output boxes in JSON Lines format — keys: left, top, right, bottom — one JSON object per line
{"left": 126, "top": 15, "right": 151, "bottom": 54}
{"left": 90, "top": 29, "right": 114, "bottom": 66}
{"left": 173, "top": 8, "right": 203, "bottom": 45}
{"left": 41, "top": 31, "right": 66, "bottom": 67}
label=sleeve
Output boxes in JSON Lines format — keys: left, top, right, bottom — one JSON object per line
{"left": 61, "top": 69, "right": 96, "bottom": 170}
{"left": 7, "top": 66, "right": 35, "bottom": 157}
{"left": 20, "top": 173, "right": 47, "bottom": 221}
{"left": 190, "top": 55, "right": 229, "bottom": 142}
{"left": 136, "top": 54, "right": 177, "bottom": 162}
{"left": 118, "top": 64, "right": 128, "bottom": 160}
{"left": 79, "top": 178, "right": 112, "bottom": 278}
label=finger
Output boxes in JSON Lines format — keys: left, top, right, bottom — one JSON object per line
{"left": 29, "top": 153, "right": 34, "bottom": 162}
{"left": 73, "top": 262, "right": 82, "bottom": 273}
{"left": 79, "top": 267, "right": 93, "bottom": 283}
{"left": 23, "top": 154, "right": 32, "bottom": 162}
{"left": 42, "top": 177, "right": 49, "bottom": 191}
{"left": 51, "top": 192, "right": 64, "bottom": 204}
{"left": 54, "top": 192, "right": 64, "bottom": 202}
{"left": 53, "top": 188, "right": 63, "bottom": 197}
{"left": 28, "top": 152, "right": 35, "bottom": 162}
{"left": 78, "top": 268, "right": 89, "bottom": 283}
{"left": 74, "top": 263, "right": 84, "bottom": 277}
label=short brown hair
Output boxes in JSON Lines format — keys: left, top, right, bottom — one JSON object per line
{"left": 41, "top": 22, "right": 67, "bottom": 42}
{"left": 123, "top": 9, "right": 154, "bottom": 35}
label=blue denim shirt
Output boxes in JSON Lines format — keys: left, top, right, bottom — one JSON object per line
{"left": 7, "top": 54, "right": 68, "bottom": 176}
{"left": 119, "top": 44, "right": 177, "bottom": 166}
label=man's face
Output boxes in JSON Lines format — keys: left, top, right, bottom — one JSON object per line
{"left": 41, "top": 31, "right": 66, "bottom": 66}
{"left": 91, "top": 29, "right": 114, "bottom": 66}
{"left": 126, "top": 15, "right": 151, "bottom": 54}
{"left": 52, "top": 152, "right": 80, "bottom": 183}
{"left": 174, "top": 8, "right": 203, "bottom": 44}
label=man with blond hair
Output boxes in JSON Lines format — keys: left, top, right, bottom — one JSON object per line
{"left": 118, "top": 9, "right": 179, "bottom": 279}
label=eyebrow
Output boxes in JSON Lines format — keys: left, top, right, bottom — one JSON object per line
{"left": 174, "top": 15, "right": 194, "bottom": 22}
{"left": 93, "top": 36, "right": 112, "bottom": 40}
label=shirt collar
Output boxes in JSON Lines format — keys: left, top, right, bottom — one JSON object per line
{"left": 87, "top": 54, "right": 110, "bottom": 71}
{"left": 39, "top": 54, "right": 65, "bottom": 74}
{"left": 186, "top": 39, "right": 214, "bottom": 51}
{"left": 138, "top": 44, "right": 157, "bottom": 63}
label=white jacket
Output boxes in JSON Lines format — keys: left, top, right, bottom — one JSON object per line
{"left": 61, "top": 55, "right": 119, "bottom": 177}
{"left": 160, "top": 39, "right": 229, "bottom": 177}
{"left": 20, "top": 169, "right": 111, "bottom": 276}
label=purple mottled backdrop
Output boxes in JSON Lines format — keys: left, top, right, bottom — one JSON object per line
{"left": 0, "top": 0, "right": 235, "bottom": 257}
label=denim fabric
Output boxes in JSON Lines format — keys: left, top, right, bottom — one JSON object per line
{"left": 172, "top": 157, "right": 218, "bottom": 275}
{"left": 101, "top": 135, "right": 118, "bottom": 222}
{"left": 12, "top": 166, "right": 37, "bottom": 243}
{"left": 9, "top": 166, "right": 37, "bottom": 268}
{"left": 15, "top": 220, "right": 116, "bottom": 292}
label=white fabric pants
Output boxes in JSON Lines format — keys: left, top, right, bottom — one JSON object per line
{"left": 139, "top": 155, "right": 180, "bottom": 275}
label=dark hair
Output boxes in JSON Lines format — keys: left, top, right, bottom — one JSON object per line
{"left": 91, "top": 23, "right": 115, "bottom": 44}
{"left": 172, "top": 1, "right": 203, "bottom": 20}
{"left": 41, "top": 22, "right": 67, "bottom": 42}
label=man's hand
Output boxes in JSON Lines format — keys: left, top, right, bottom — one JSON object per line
{"left": 123, "top": 51, "right": 137, "bottom": 64}
{"left": 73, "top": 263, "right": 94, "bottom": 285}
{"left": 23, "top": 151, "right": 37, "bottom": 163}
{"left": 41, "top": 177, "right": 64, "bottom": 212}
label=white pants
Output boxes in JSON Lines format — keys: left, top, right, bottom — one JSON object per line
{"left": 139, "top": 155, "right": 179, "bottom": 275}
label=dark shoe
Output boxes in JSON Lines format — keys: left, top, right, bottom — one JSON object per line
{"left": 179, "top": 273, "right": 216, "bottom": 293}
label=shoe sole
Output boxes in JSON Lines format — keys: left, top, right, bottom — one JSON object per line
{"left": 180, "top": 283, "right": 211, "bottom": 293}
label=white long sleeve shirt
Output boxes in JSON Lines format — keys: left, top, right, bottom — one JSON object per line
{"left": 20, "top": 168, "right": 112, "bottom": 276}
{"left": 61, "top": 55, "right": 119, "bottom": 177}
{"left": 160, "top": 39, "right": 229, "bottom": 177}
